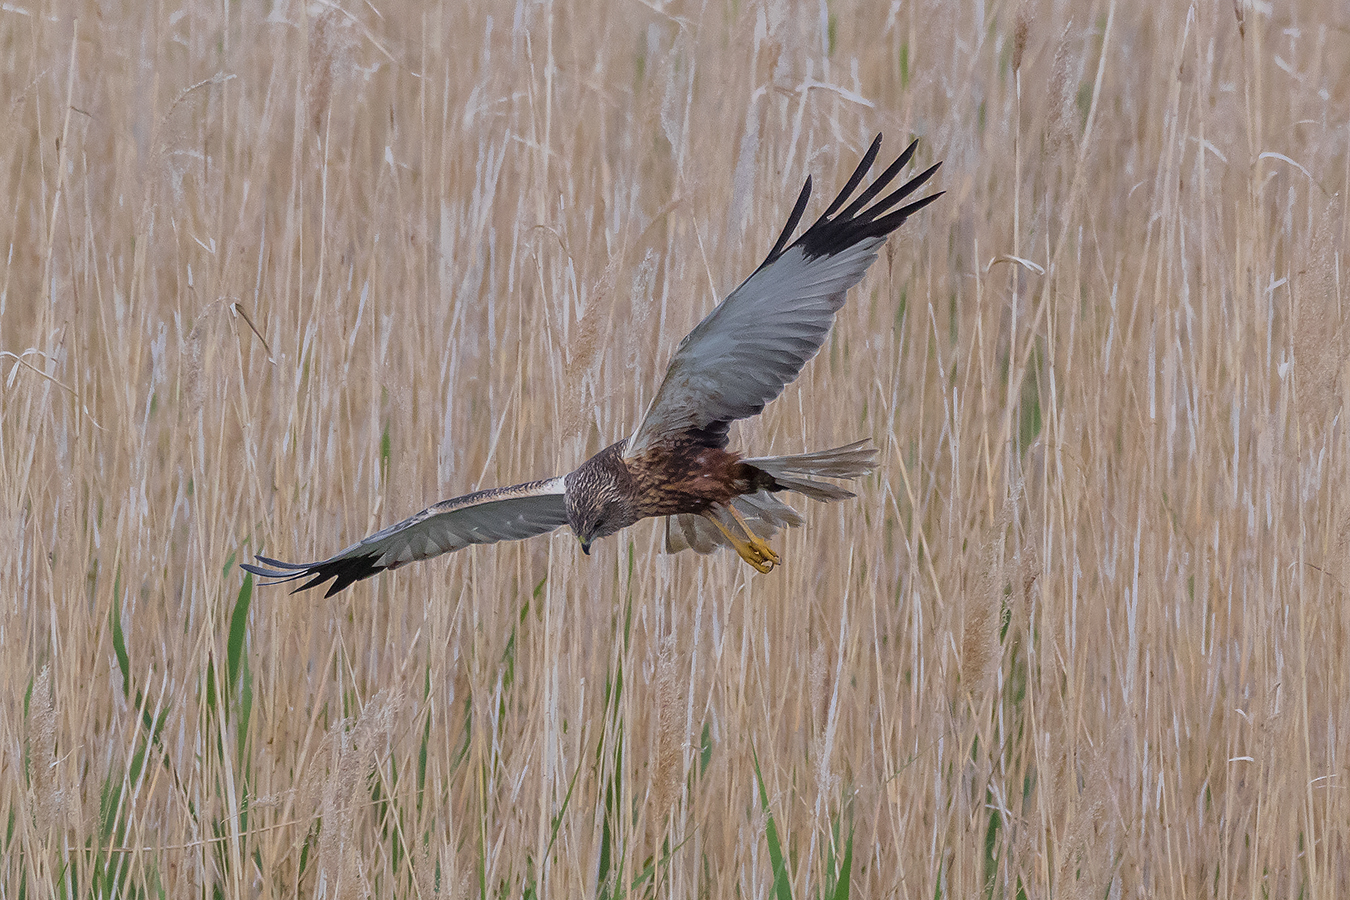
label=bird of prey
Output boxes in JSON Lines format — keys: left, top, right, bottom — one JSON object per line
{"left": 243, "top": 135, "right": 941, "bottom": 596}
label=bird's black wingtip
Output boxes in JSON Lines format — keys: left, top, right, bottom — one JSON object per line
{"left": 240, "top": 557, "right": 302, "bottom": 581}
{"left": 759, "top": 135, "right": 941, "bottom": 268}
{"left": 241, "top": 552, "right": 384, "bottom": 596}
{"left": 791, "top": 138, "right": 942, "bottom": 260}
{"left": 766, "top": 174, "right": 815, "bottom": 264}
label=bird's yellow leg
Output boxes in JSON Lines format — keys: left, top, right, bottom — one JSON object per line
{"left": 727, "top": 504, "right": 781, "bottom": 568}
{"left": 709, "top": 505, "right": 780, "bottom": 573}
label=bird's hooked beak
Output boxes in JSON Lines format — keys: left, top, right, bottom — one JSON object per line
{"left": 579, "top": 536, "right": 592, "bottom": 555}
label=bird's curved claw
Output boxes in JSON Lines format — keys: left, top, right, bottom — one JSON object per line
{"left": 742, "top": 537, "right": 780, "bottom": 574}
{"left": 711, "top": 505, "right": 781, "bottom": 574}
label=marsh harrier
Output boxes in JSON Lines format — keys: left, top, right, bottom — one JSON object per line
{"left": 244, "top": 135, "right": 941, "bottom": 595}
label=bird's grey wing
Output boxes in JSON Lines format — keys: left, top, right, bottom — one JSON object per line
{"left": 242, "top": 476, "right": 568, "bottom": 596}
{"left": 625, "top": 135, "right": 941, "bottom": 458}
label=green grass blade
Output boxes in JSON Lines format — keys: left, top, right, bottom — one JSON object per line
{"left": 752, "top": 748, "right": 793, "bottom": 900}
{"left": 827, "top": 825, "right": 853, "bottom": 900}
{"left": 226, "top": 565, "right": 252, "bottom": 691}
{"left": 110, "top": 569, "right": 130, "bottom": 698}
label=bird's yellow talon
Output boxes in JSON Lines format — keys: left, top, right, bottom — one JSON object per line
{"left": 711, "top": 505, "right": 781, "bottom": 573}
{"left": 746, "top": 549, "right": 776, "bottom": 574}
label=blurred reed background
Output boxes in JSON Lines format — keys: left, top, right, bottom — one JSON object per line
{"left": 2, "top": 0, "right": 1348, "bottom": 895}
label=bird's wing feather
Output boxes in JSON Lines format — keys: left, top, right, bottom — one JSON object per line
{"left": 626, "top": 135, "right": 941, "bottom": 457}
{"left": 241, "top": 477, "right": 568, "bottom": 596}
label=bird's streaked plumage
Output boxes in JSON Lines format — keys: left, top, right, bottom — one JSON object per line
{"left": 243, "top": 134, "right": 941, "bottom": 595}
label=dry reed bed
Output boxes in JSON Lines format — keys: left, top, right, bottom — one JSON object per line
{"left": 2, "top": 0, "right": 1348, "bottom": 896}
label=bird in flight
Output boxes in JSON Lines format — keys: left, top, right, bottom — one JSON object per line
{"left": 244, "top": 135, "right": 941, "bottom": 596}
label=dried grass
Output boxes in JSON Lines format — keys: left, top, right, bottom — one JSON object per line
{"left": 2, "top": 0, "right": 1348, "bottom": 896}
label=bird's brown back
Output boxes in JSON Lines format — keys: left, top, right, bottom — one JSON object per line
{"left": 629, "top": 442, "right": 759, "bottom": 517}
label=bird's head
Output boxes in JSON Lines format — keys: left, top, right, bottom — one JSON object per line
{"left": 564, "top": 456, "right": 640, "bottom": 554}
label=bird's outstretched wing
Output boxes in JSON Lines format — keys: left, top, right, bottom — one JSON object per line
{"left": 242, "top": 477, "right": 568, "bottom": 596}
{"left": 625, "top": 135, "right": 941, "bottom": 458}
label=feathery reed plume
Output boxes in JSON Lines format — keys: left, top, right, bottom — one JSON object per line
{"left": 1053, "top": 724, "right": 1123, "bottom": 900}
{"left": 562, "top": 259, "right": 607, "bottom": 442}
{"left": 1012, "top": 1, "right": 1033, "bottom": 74}
{"left": 808, "top": 641, "right": 828, "bottom": 733}
{"left": 184, "top": 307, "right": 208, "bottom": 423}
{"left": 650, "top": 635, "right": 685, "bottom": 822}
{"left": 307, "top": 8, "right": 352, "bottom": 133}
{"left": 1045, "top": 24, "right": 1077, "bottom": 160}
{"left": 310, "top": 690, "right": 403, "bottom": 898}
{"left": 1292, "top": 203, "right": 1343, "bottom": 441}
{"left": 625, "top": 251, "right": 659, "bottom": 374}
{"left": 728, "top": 107, "right": 762, "bottom": 240}
{"left": 27, "top": 665, "right": 62, "bottom": 838}
{"left": 808, "top": 642, "right": 838, "bottom": 802}
{"left": 1018, "top": 540, "right": 1040, "bottom": 607}
{"left": 961, "top": 488, "right": 1017, "bottom": 692}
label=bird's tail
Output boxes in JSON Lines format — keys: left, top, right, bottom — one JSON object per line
{"left": 664, "top": 440, "right": 877, "bottom": 555}
{"left": 742, "top": 439, "right": 878, "bottom": 500}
